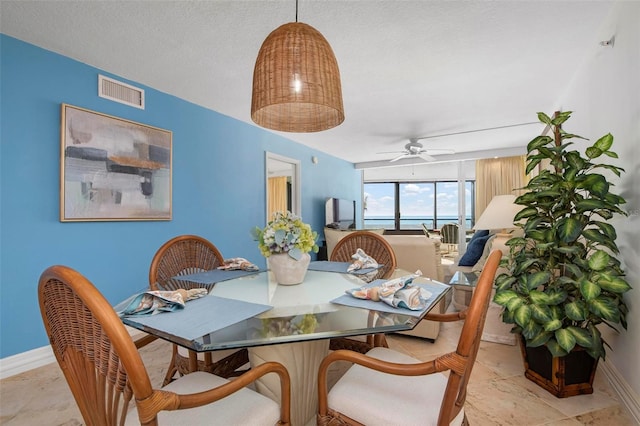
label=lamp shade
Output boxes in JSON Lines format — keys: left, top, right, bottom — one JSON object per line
{"left": 473, "top": 194, "right": 521, "bottom": 231}
{"left": 251, "top": 22, "right": 344, "bottom": 133}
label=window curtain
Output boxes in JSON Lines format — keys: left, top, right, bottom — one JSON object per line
{"left": 268, "top": 176, "right": 288, "bottom": 220}
{"left": 475, "top": 155, "right": 528, "bottom": 218}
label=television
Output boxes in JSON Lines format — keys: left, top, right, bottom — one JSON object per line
{"left": 325, "top": 197, "right": 356, "bottom": 230}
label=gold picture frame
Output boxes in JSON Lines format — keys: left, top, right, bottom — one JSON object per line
{"left": 60, "top": 104, "right": 172, "bottom": 221}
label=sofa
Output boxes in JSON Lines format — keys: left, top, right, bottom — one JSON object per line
{"left": 323, "top": 228, "right": 447, "bottom": 340}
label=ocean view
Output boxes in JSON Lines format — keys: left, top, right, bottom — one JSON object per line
{"left": 364, "top": 216, "right": 472, "bottom": 230}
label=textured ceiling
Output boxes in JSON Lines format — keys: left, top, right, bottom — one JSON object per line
{"left": 1, "top": 0, "right": 615, "bottom": 168}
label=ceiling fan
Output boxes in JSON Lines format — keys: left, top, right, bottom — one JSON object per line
{"left": 377, "top": 138, "right": 455, "bottom": 162}
{"left": 377, "top": 121, "right": 541, "bottom": 163}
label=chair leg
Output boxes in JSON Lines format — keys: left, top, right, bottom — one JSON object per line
{"left": 161, "top": 344, "right": 180, "bottom": 386}
{"left": 373, "top": 334, "right": 388, "bottom": 348}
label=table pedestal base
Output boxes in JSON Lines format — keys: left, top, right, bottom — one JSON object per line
{"left": 249, "top": 339, "right": 330, "bottom": 426}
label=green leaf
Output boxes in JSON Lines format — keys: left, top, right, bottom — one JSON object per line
{"left": 554, "top": 245, "right": 582, "bottom": 255}
{"left": 557, "top": 217, "right": 584, "bottom": 243}
{"left": 594, "top": 133, "right": 613, "bottom": 152}
{"left": 527, "top": 271, "right": 551, "bottom": 290}
{"left": 568, "top": 326, "right": 593, "bottom": 348}
{"left": 575, "top": 199, "right": 607, "bottom": 214}
{"left": 594, "top": 221, "right": 617, "bottom": 240}
{"left": 577, "top": 174, "right": 609, "bottom": 196}
{"left": 531, "top": 305, "right": 552, "bottom": 323}
{"left": 493, "top": 290, "right": 519, "bottom": 306}
{"left": 597, "top": 276, "right": 632, "bottom": 294}
{"left": 544, "top": 319, "right": 563, "bottom": 332}
{"left": 546, "top": 290, "right": 568, "bottom": 305}
{"left": 555, "top": 328, "right": 577, "bottom": 353}
{"left": 586, "top": 146, "right": 603, "bottom": 159}
{"left": 565, "top": 301, "right": 587, "bottom": 321}
{"left": 513, "top": 258, "right": 539, "bottom": 275}
{"left": 551, "top": 111, "right": 572, "bottom": 126}
{"left": 546, "top": 339, "right": 569, "bottom": 357}
{"left": 527, "top": 134, "right": 553, "bottom": 151}
{"left": 582, "top": 228, "right": 607, "bottom": 244}
{"left": 537, "top": 112, "right": 552, "bottom": 125}
{"left": 588, "top": 250, "right": 610, "bottom": 271}
{"left": 580, "top": 278, "right": 601, "bottom": 301}
{"left": 514, "top": 305, "right": 532, "bottom": 328}
{"left": 506, "top": 297, "right": 524, "bottom": 312}
{"left": 588, "top": 297, "right": 620, "bottom": 322}
{"left": 514, "top": 207, "right": 539, "bottom": 221}
{"left": 529, "top": 290, "right": 550, "bottom": 305}
{"left": 526, "top": 330, "right": 552, "bottom": 346}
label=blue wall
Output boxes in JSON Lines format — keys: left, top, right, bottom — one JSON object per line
{"left": 0, "top": 35, "right": 361, "bottom": 358}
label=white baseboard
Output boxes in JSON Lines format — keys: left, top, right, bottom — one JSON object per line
{"left": 601, "top": 358, "right": 640, "bottom": 424}
{"left": 0, "top": 326, "right": 145, "bottom": 380}
{"left": 0, "top": 345, "right": 55, "bottom": 379}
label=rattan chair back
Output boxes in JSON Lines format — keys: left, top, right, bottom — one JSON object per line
{"left": 329, "top": 231, "right": 397, "bottom": 281}
{"left": 329, "top": 231, "right": 397, "bottom": 353}
{"left": 39, "top": 265, "right": 291, "bottom": 426}
{"left": 149, "top": 234, "right": 224, "bottom": 291}
{"left": 39, "top": 265, "right": 162, "bottom": 425}
{"left": 148, "top": 235, "right": 248, "bottom": 385}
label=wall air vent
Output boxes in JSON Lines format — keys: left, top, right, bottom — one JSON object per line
{"left": 98, "top": 75, "right": 145, "bottom": 109}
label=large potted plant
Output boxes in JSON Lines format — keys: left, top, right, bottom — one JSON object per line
{"left": 493, "top": 111, "right": 631, "bottom": 397}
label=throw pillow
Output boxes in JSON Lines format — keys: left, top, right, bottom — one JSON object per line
{"left": 467, "top": 229, "right": 489, "bottom": 244}
{"left": 472, "top": 234, "right": 497, "bottom": 272}
{"left": 458, "top": 233, "right": 493, "bottom": 266}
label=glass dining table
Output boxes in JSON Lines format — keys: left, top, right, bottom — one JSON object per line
{"left": 122, "top": 265, "right": 450, "bottom": 426}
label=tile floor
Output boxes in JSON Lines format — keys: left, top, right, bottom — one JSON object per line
{"left": 0, "top": 320, "right": 635, "bottom": 425}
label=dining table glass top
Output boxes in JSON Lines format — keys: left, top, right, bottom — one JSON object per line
{"left": 122, "top": 268, "right": 450, "bottom": 352}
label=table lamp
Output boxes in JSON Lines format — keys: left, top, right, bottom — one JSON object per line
{"left": 473, "top": 194, "right": 521, "bottom": 237}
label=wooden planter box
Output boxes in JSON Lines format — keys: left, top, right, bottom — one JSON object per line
{"left": 518, "top": 335, "right": 598, "bottom": 398}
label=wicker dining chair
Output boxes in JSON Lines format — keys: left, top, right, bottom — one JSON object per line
{"left": 317, "top": 250, "right": 502, "bottom": 426}
{"left": 440, "top": 222, "right": 460, "bottom": 255}
{"left": 149, "top": 234, "right": 249, "bottom": 385}
{"left": 329, "top": 231, "right": 397, "bottom": 353}
{"left": 39, "top": 265, "right": 291, "bottom": 426}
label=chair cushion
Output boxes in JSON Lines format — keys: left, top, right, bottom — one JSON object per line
{"left": 327, "top": 347, "right": 465, "bottom": 426}
{"left": 125, "top": 371, "right": 280, "bottom": 425}
{"left": 458, "top": 233, "right": 493, "bottom": 266}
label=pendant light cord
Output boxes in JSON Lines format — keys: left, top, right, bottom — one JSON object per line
{"left": 295, "top": 0, "right": 298, "bottom": 22}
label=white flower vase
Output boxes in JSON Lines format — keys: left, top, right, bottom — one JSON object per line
{"left": 268, "top": 252, "right": 311, "bottom": 285}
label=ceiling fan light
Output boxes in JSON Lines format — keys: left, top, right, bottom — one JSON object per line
{"left": 251, "top": 22, "right": 344, "bottom": 133}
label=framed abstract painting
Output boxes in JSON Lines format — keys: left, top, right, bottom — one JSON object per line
{"left": 60, "top": 104, "right": 172, "bottom": 221}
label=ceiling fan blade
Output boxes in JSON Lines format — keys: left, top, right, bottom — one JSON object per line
{"left": 377, "top": 150, "right": 406, "bottom": 154}
{"left": 418, "top": 153, "right": 436, "bottom": 162}
{"left": 389, "top": 153, "right": 409, "bottom": 162}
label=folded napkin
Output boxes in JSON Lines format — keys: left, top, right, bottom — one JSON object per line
{"left": 346, "top": 272, "right": 429, "bottom": 311}
{"left": 347, "top": 248, "right": 379, "bottom": 282}
{"left": 117, "top": 288, "right": 208, "bottom": 316}
{"left": 217, "top": 257, "right": 259, "bottom": 271}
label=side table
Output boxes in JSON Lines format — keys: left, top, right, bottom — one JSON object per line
{"left": 448, "top": 270, "right": 479, "bottom": 311}
{"left": 448, "top": 270, "right": 516, "bottom": 345}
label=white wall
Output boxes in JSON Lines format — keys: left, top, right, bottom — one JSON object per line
{"left": 557, "top": 0, "right": 639, "bottom": 400}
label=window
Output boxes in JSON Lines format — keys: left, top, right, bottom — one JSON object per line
{"left": 363, "top": 181, "right": 475, "bottom": 232}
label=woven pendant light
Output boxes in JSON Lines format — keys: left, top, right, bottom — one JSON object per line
{"left": 251, "top": 6, "right": 344, "bottom": 133}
